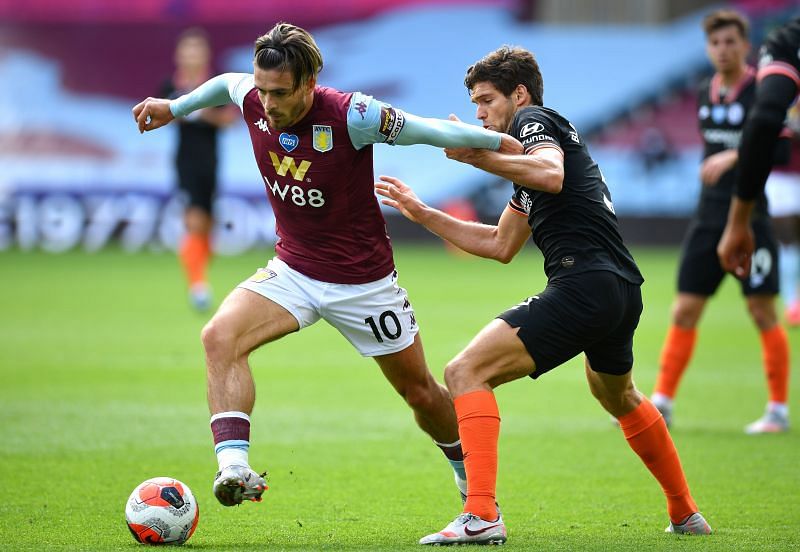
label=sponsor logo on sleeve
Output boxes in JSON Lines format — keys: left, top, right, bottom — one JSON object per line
{"left": 354, "top": 101, "right": 368, "bottom": 119}
{"left": 279, "top": 133, "right": 299, "bottom": 152}
{"left": 522, "top": 134, "right": 556, "bottom": 147}
{"left": 519, "top": 122, "right": 544, "bottom": 138}
{"left": 378, "top": 106, "right": 406, "bottom": 144}
{"left": 568, "top": 123, "right": 580, "bottom": 143}
{"left": 519, "top": 190, "right": 532, "bottom": 214}
{"left": 313, "top": 125, "right": 333, "bottom": 152}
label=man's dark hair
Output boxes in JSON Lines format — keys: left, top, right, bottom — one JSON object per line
{"left": 464, "top": 46, "right": 543, "bottom": 106}
{"left": 703, "top": 9, "right": 749, "bottom": 39}
{"left": 254, "top": 22, "right": 323, "bottom": 90}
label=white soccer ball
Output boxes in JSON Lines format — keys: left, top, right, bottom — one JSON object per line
{"left": 125, "top": 477, "right": 199, "bottom": 545}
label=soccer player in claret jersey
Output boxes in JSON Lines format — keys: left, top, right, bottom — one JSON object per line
{"left": 133, "top": 23, "right": 521, "bottom": 511}
{"left": 377, "top": 46, "right": 711, "bottom": 545}
{"left": 651, "top": 10, "right": 790, "bottom": 433}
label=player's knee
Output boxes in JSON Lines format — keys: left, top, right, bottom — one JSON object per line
{"left": 444, "top": 357, "right": 479, "bottom": 395}
{"left": 671, "top": 300, "right": 701, "bottom": 328}
{"left": 746, "top": 299, "right": 777, "bottom": 330}
{"left": 400, "top": 378, "right": 440, "bottom": 413}
{"left": 586, "top": 371, "right": 638, "bottom": 416}
{"left": 201, "top": 318, "right": 234, "bottom": 361}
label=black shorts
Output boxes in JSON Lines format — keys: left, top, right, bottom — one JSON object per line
{"left": 677, "top": 219, "right": 779, "bottom": 296}
{"left": 497, "top": 271, "right": 643, "bottom": 379}
{"left": 177, "top": 160, "right": 217, "bottom": 214}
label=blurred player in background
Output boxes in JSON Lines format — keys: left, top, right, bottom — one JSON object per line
{"left": 765, "top": 105, "right": 800, "bottom": 326}
{"left": 378, "top": 45, "right": 710, "bottom": 545}
{"left": 651, "top": 10, "right": 790, "bottom": 434}
{"left": 133, "top": 23, "right": 521, "bottom": 514}
{"left": 163, "top": 28, "right": 236, "bottom": 311}
{"left": 719, "top": 16, "right": 800, "bottom": 274}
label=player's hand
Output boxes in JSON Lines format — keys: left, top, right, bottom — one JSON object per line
{"left": 498, "top": 134, "right": 523, "bottom": 154}
{"left": 445, "top": 146, "right": 489, "bottom": 166}
{"left": 375, "top": 175, "right": 426, "bottom": 223}
{"left": 447, "top": 114, "right": 523, "bottom": 155}
{"left": 717, "top": 218, "right": 753, "bottom": 278}
{"left": 700, "top": 149, "right": 737, "bottom": 186}
{"left": 132, "top": 97, "right": 175, "bottom": 133}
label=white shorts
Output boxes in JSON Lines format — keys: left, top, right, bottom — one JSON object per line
{"left": 766, "top": 172, "right": 800, "bottom": 217}
{"left": 237, "top": 257, "right": 419, "bottom": 357}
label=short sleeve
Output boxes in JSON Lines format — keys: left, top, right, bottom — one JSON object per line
{"left": 346, "top": 92, "right": 405, "bottom": 150}
{"left": 508, "top": 186, "right": 532, "bottom": 216}
{"left": 513, "top": 109, "right": 564, "bottom": 156}
{"left": 227, "top": 73, "right": 255, "bottom": 111}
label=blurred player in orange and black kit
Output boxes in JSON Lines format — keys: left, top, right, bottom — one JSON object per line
{"left": 162, "top": 28, "right": 236, "bottom": 310}
{"left": 651, "top": 10, "right": 790, "bottom": 433}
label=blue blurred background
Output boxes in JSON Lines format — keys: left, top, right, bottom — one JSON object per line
{"left": 0, "top": 0, "right": 796, "bottom": 253}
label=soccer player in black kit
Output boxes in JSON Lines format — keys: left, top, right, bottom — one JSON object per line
{"left": 163, "top": 28, "right": 236, "bottom": 311}
{"left": 651, "top": 10, "right": 790, "bottom": 434}
{"left": 721, "top": 16, "right": 800, "bottom": 276}
{"left": 377, "top": 46, "right": 711, "bottom": 545}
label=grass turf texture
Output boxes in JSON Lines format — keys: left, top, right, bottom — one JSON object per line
{"left": 0, "top": 245, "right": 797, "bottom": 551}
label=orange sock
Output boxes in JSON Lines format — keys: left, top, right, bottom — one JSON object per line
{"left": 653, "top": 325, "right": 697, "bottom": 399}
{"left": 454, "top": 390, "right": 500, "bottom": 521}
{"left": 179, "top": 234, "right": 211, "bottom": 286}
{"left": 760, "top": 325, "right": 790, "bottom": 404}
{"left": 618, "top": 398, "right": 697, "bottom": 523}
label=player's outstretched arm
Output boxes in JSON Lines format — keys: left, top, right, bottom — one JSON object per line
{"left": 446, "top": 144, "right": 564, "bottom": 194}
{"left": 376, "top": 175, "right": 530, "bottom": 262}
{"left": 346, "top": 93, "right": 522, "bottom": 154}
{"left": 133, "top": 73, "right": 251, "bottom": 134}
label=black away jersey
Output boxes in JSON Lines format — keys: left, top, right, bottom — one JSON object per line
{"left": 760, "top": 16, "right": 800, "bottom": 82}
{"left": 696, "top": 68, "right": 769, "bottom": 224}
{"left": 162, "top": 79, "right": 220, "bottom": 169}
{"left": 508, "top": 106, "right": 643, "bottom": 284}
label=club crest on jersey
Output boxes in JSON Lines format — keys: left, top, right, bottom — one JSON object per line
{"left": 249, "top": 268, "right": 278, "bottom": 283}
{"left": 279, "top": 133, "right": 299, "bottom": 152}
{"left": 313, "top": 125, "right": 333, "bottom": 152}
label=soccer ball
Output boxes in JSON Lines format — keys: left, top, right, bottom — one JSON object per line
{"left": 125, "top": 477, "right": 199, "bottom": 545}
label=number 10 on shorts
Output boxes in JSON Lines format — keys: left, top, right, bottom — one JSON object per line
{"left": 364, "top": 310, "right": 402, "bottom": 342}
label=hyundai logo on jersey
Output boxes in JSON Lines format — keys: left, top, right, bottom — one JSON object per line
{"left": 279, "top": 133, "right": 299, "bottom": 152}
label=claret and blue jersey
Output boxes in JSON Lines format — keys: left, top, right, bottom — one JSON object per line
{"left": 170, "top": 72, "right": 501, "bottom": 285}
{"left": 238, "top": 82, "right": 397, "bottom": 285}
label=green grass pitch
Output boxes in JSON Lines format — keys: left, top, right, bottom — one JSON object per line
{"left": 0, "top": 245, "right": 798, "bottom": 550}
